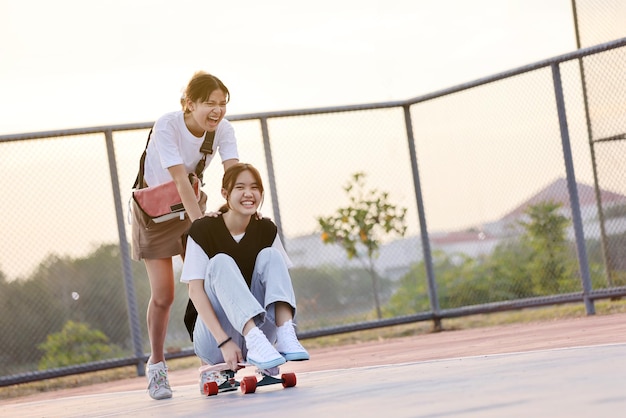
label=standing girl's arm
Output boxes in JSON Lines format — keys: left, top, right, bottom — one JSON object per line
{"left": 168, "top": 164, "right": 204, "bottom": 222}
{"left": 223, "top": 158, "right": 238, "bottom": 171}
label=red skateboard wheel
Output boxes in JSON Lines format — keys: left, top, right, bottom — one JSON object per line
{"left": 240, "top": 376, "right": 257, "bottom": 394}
{"left": 281, "top": 372, "right": 297, "bottom": 388}
{"left": 204, "top": 381, "right": 219, "bottom": 396}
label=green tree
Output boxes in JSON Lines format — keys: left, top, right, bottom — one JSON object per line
{"left": 38, "top": 320, "right": 122, "bottom": 369}
{"left": 384, "top": 251, "right": 442, "bottom": 316}
{"left": 70, "top": 244, "right": 136, "bottom": 346}
{"left": 1, "top": 270, "right": 65, "bottom": 369}
{"left": 317, "top": 172, "right": 407, "bottom": 319}
{"left": 291, "top": 265, "right": 394, "bottom": 328}
{"left": 480, "top": 238, "right": 534, "bottom": 299}
{"left": 386, "top": 201, "right": 584, "bottom": 315}
{"left": 518, "top": 201, "right": 577, "bottom": 294}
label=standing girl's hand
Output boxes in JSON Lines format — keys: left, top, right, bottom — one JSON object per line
{"left": 204, "top": 211, "right": 262, "bottom": 218}
{"left": 220, "top": 341, "right": 243, "bottom": 371}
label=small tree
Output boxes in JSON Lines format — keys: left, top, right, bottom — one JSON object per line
{"left": 317, "top": 172, "right": 407, "bottom": 318}
{"left": 518, "top": 201, "right": 576, "bottom": 294}
{"left": 38, "top": 320, "right": 121, "bottom": 369}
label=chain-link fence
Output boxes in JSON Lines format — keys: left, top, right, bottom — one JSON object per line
{"left": 573, "top": 0, "right": 626, "bottom": 48}
{"left": 573, "top": 0, "right": 626, "bottom": 288}
{"left": 2, "top": 36, "right": 626, "bottom": 386}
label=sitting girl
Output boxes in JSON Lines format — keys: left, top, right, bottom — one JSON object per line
{"left": 180, "top": 163, "right": 309, "bottom": 387}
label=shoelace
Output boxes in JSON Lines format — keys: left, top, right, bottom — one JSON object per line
{"left": 149, "top": 369, "right": 170, "bottom": 388}
{"left": 279, "top": 323, "right": 302, "bottom": 348}
{"left": 249, "top": 330, "right": 280, "bottom": 359}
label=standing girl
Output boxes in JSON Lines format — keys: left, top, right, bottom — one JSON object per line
{"left": 131, "top": 71, "right": 239, "bottom": 400}
{"left": 180, "top": 163, "right": 309, "bottom": 392}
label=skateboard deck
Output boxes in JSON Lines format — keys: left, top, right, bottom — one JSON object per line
{"left": 199, "top": 362, "right": 297, "bottom": 396}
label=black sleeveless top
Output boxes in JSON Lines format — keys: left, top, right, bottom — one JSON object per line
{"left": 188, "top": 215, "right": 277, "bottom": 287}
{"left": 183, "top": 215, "right": 278, "bottom": 340}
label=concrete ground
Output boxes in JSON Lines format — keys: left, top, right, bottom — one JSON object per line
{"left": 1, "top": 313, "right": 625, "bottom": 417}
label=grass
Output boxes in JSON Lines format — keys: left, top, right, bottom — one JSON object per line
{"left": 2, "top": 299, "right": 625, "bottom": 401}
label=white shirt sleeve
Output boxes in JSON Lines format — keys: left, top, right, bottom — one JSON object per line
{"left": 272, "top": 234, "right": 293, "bottom": 269}
{"left": 154, "top": 122, "right": 184, "bottom": 169}
{"left": 180, "top": 236, "right": 209, "bottom": 283}
{"left": 215, "top": 119, "right": 239, "bottom": 162}
{"left": 144, "top": 111, "right": 204, "bottom": 186}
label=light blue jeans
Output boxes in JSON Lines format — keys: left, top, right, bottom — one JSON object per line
{"left": 193, "top": 247, "right": 298, "bottom": 365}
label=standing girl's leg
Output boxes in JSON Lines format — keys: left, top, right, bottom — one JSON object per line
{"left": 144, "top": 257, "right": 175, "bottom": 400}
{"left": 145, "top": 258, "right": 176, "bottom": 364}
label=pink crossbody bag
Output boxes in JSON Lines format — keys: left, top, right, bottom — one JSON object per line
{"left": 131, "top": 129, "right": 213, "bottom": 223}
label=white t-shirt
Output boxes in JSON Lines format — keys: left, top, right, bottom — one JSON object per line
{"left": 143, "top": 111, "right": 239, "bottom": 187}
{"left": 180, "top": 234, "right": 293, "bottom": 283}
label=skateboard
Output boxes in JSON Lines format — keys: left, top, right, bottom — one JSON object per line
{"left": 199, "top": 362, "right": 297, "bottom": 396}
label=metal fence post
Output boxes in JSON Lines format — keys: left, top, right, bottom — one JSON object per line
{"left": 104, "top": 129, "right": 146, "bottom": 375}
{"left": 403, "top": 104, "right": 441, "bottom": 330}
{"left": 550, "top": 63, "right": 595, "bottom": 315}
{"left": 260, "top": 117, "right": 285, "bottom": 245}
{"left": 571, "top": 0, "right": 614, "bottom": 287}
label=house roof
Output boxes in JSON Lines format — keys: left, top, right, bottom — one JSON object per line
{"left": 500, "top": 177, "right": 626, "bottom": 222}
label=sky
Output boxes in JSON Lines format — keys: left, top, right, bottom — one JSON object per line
{"left": 0, "top": 0, "right": 577, "bottom": 135}
{"left": 1, "top": 0, "right": 591, "bottom": 279}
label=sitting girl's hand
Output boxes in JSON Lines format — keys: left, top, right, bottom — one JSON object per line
{"left": 221, "top": 342, "right": 243, "bottom": 371}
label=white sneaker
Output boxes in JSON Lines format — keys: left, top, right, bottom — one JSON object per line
{"left": 275, "top": 320, "right": 310, "bottom": 361}
{"left": 245, "top": 327, "right": 286, "bottom": 369}
{"left": 259, "top": 366, "right": 280, "bottom": 376}
{"left": 146, "top": 361, "right": 172, "bottom": 400}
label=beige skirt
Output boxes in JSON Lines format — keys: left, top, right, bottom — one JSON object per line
{"left": 131, "top": 191, "right": 207, "bottom": 260}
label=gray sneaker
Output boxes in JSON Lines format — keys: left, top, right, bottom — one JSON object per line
{"left": 146, "top": 361, "right": 172, "bottom": 400}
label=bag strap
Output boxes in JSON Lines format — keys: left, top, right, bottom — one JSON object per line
{"left": 195, "top": 131, "right": 215, "bottom": 183}
{"left": 132, "top": 129, "right": 153, "bottom": 189}
{"left": 133, "top": 128, "right": 216, "bottom": 189}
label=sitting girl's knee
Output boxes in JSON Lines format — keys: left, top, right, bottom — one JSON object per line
{"left": 212, "top": 253, "right": 237, "bottom": 264}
